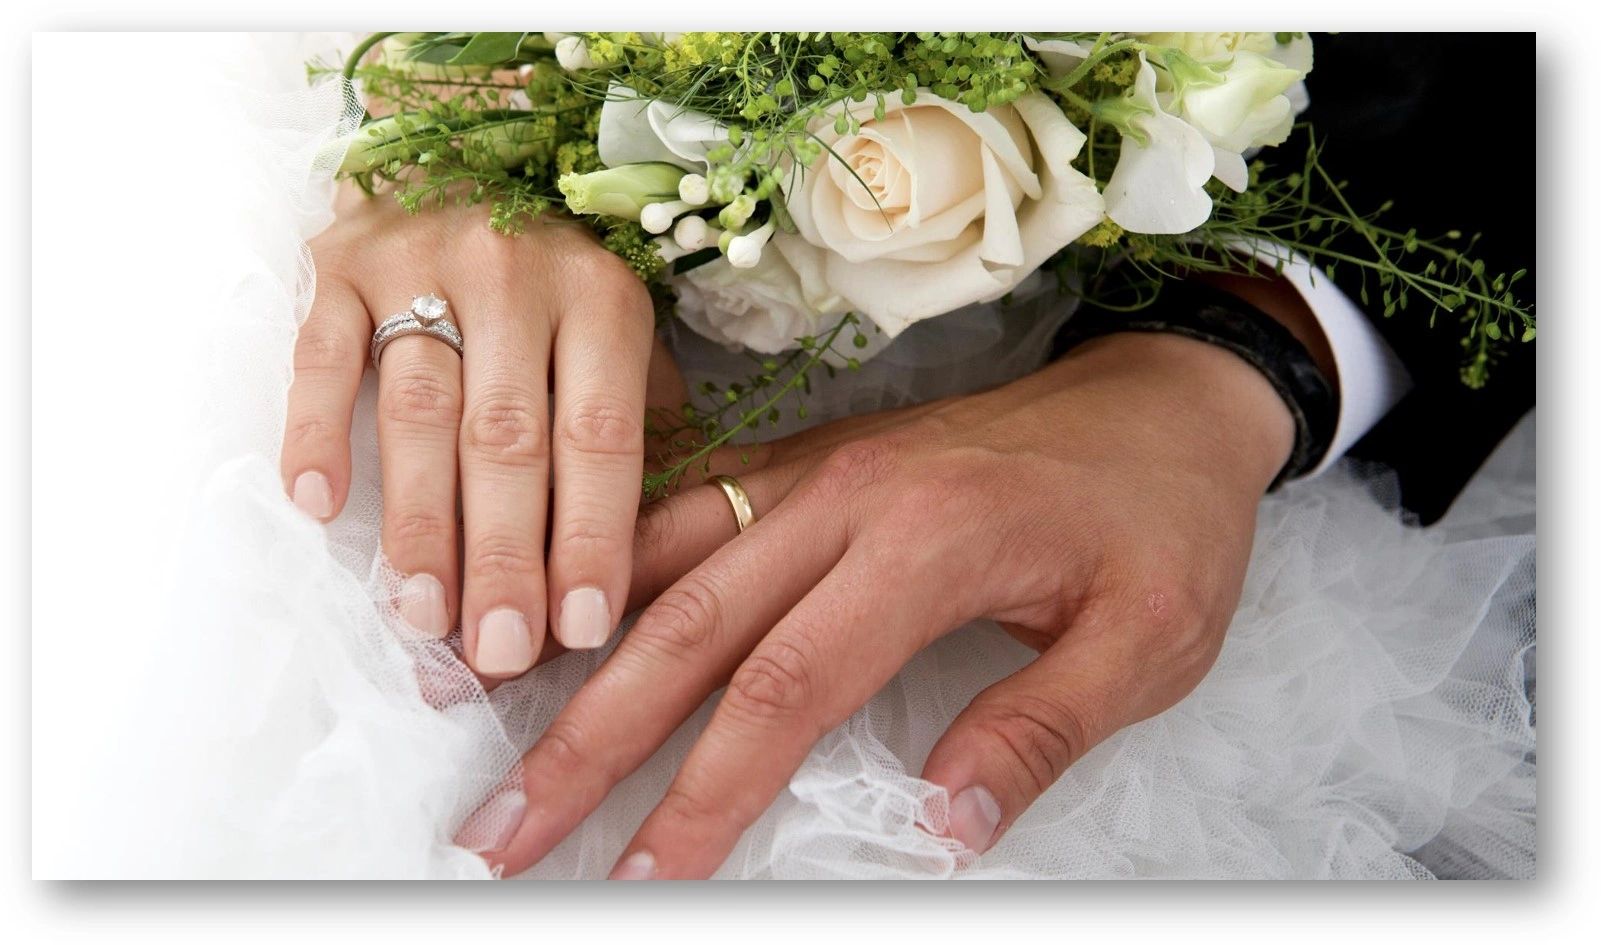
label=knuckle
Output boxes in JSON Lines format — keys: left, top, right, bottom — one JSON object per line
{"left": 1125, "top": 580, "right": 1221, "bottom": 664}
{"left": 975, "top": 694, "right": 1096, "bottom": 797}
{"left": 466, "top": 533, "right": 543, "bottom": 581}
{"left": 556, "top": 515, "right": 628, "bottom": 560}
{"left": 462, "top": 393, "right": 549, "bottom": 464}
{"left": 458, "top": 223, "right": 526, "bottom": 272}
{"left": 724, "top": 640, "right": 816, "bottom": 722}
{"left": 631, "top": 576, "right": 722, "bottom": 656}
{"left": 533, "top": 717, "right": 604, "bottom": 781}
{"left": 385, "top": 505, "right": 454, "bottom": 548}
{"left": 382, "top": 370, "right": 462, "bottom": 430}
{"left": 284, "top": 415, "right": 342, "bottom": 452}
{"left": 558, "top": 399, "right": 641, "bottom": 458}
{"left": 815, "top": 438, "right": 898, "bottom": 493}
{"left": 294, "top": 324, "right": 359, "bottom": 373}
{"left": 657, "top": 779, "right": 725, "bottom": 828}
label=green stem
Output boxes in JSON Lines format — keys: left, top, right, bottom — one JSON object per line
{"left": 644, "top": 316, "right": 857, "bottom": 496}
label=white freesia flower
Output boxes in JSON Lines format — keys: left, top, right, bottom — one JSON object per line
{"left": 596, "top": 84, "right": 727, "bottom": 173}
{"left": 1142, "top": 32, "right": 1313, "bottom": 191}
{"left": 1102, "top": 54, "right": 1216, "bottom": 234}
{"left": 671, "top": 240, "right": 890, "bottom": 364}
{"left": 783, "top": 90, "right": 1103, "bottom": 338}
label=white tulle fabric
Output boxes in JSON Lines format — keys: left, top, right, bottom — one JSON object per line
{"left": 124, "top": 37, "right": 1533, "bottom": 879}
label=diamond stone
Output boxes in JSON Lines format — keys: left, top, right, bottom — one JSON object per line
{"left": 411, "top": 293, "right": 448, "bottom": 323}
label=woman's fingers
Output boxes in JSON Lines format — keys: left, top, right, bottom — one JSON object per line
{"left": 281, "top": 276, "right": 368, "bottom": 521}
{"left": 611, "top": 540, "right": 959, "bottom": 880}
{"left": 546, "top": 281, "right": 654, "bottom": 651}
{"left": 479, "top": 464, "right": 846, "bottom": 877}
{"left": 456, "top": 286, "right": 553, "bottom": 680}
{"left": 374, "top": 329, "right": 464, "bottom": 639}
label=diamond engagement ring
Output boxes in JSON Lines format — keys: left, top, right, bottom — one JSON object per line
{"left": 370, "top": 294, "right": 464, "bottom": 367}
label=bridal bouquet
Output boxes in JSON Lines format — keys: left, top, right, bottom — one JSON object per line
{"left": 324, "top": 32, "right": 1533, "bottom": 489}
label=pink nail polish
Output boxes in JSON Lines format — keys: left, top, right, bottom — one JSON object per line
{"left": 459, "top": 790, "right": 527, "bottom": 854}
{"left": 398, "top": 573, "right": 449, "bottom": 639}
{"left": 949, "top": 785, "right": 1002, "bottom": 853}
{"left": 610, "top": 850, "right": 656, "bottom": 880}
{"left": 476, "top": 608, "right": 534, "bottom": 676}
{"left": 292, "top": 470, "right": 334, "bottom": 520}
{"left": 557, "top": 587, "right": 611, "bottom": 649}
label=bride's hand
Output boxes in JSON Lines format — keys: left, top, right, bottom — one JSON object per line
{"left": 475, "top": 328, "right": 1297, "bottom": 876}
{"left": 280, "top": 184, "right": 655, "bottom": 679}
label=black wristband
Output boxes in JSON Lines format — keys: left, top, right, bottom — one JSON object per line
{"left": 1054, "top": 281, "right": 1339, "bottom": 488}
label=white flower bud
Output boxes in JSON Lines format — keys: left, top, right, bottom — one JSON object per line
{"left": 726, "top": 220, "right": 776, "bottom": 270}
{"left": 672, "top": 214, "right": 710, "bottom": 251}
{"left": 555, "top": 36, "right": 597, "bottom": 72}
{"left": 677, "top": 173, "right": 710, "bottom": 206}
{"left": 718, "top": 193, "right": 758, "bottom": 230}
{"left": 640, "top": 200, "right": 692, "bottom": 235}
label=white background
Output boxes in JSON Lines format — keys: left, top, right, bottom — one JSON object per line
{"left": 9, "top": 3, "right": 1594, "bottom": 942}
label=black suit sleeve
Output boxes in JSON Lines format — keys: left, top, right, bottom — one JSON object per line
{"left": 1269, "top": 32, "right": 1535, "bottom": 524}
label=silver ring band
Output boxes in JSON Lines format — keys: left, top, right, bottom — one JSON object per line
{"left": 370, "top": 294, "right": 463, "bottom": 367}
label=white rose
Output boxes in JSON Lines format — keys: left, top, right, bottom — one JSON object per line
{"left": 784, "top": 90, "right": 1103, "bottom": 338}
{"left": 671, "top": 239, "right": 892, "bottom": 365}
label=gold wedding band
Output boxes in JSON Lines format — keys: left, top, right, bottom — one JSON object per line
{"left": 709, "top": 474, "right": 756, "bottom": 534}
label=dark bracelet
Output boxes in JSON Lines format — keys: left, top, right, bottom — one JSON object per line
{"left": 1054, "top": 280, "right": 1339, "bottom": 488}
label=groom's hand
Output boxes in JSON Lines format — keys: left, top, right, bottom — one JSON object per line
{"left": 473, "top": 328, "right": 1296, "bottom": 878}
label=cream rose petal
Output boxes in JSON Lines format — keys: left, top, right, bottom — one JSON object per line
{"left": 788, "top": 94, "right": 1048, "bottom": 271}
{"left": 811, "top": 92, "right": 1101, "bottom": 336}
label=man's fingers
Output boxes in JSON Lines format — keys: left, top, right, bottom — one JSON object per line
{"left": 610, "top": 541, "right": 961, "bottom": 880}
{"left": 478, "top": 466, "right": 848, "bottom": 877}
{"left": 456, "top": 287, "right": 552, "bottom": 680}
{"left": 546, "top": 283, "right": 653, "bottom": 651}
{"left": 281, "top": 277, "right": 368, "bottom": 521}
{"left": 375, "top": 329, "right": 464, "bottom": 639}
{"left": 628, "top": 458, "right": 807, "bottom": 612}
{"left": 918, "top": 611, "right": 1140, "bottom": 856}
{"left": 628, "top": 397, "right": 947, "bottom": 608}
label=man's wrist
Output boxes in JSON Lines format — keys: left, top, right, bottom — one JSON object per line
{"left": 1059, "top": 331, "right": 1297, "bottom": 494}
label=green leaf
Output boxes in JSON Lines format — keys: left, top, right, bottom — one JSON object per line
{"left": 449, "top": 32, "right": 529, "bottom": 65}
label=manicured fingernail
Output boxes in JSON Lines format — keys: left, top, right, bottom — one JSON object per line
{"left": 557, "top": 587, "right": 612, "bottom": 649}
{"left": 292, "top": 470, "right": 334, "bottom": 520}
{"left": 610, "top": 850, "right": 656, "bottom": 880}
{"left": 949, "top": 785, "right": 1002, "bottom": 853}
{"left": 476, "top": 608, "right": 534, "bottom": 676}
{"left": 460, "top": 790, "right": 527, "bottom": 854}
{"left": 398, "top": 573, "right": 449, "bottom": 639}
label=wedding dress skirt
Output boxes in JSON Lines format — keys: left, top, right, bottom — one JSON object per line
{"left": 76, "top": 36, "right": 1534, "bottom": 879}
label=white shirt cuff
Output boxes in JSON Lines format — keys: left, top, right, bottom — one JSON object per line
{"left": 1240, "top": 248, "right": 1413, "bottom": 477}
